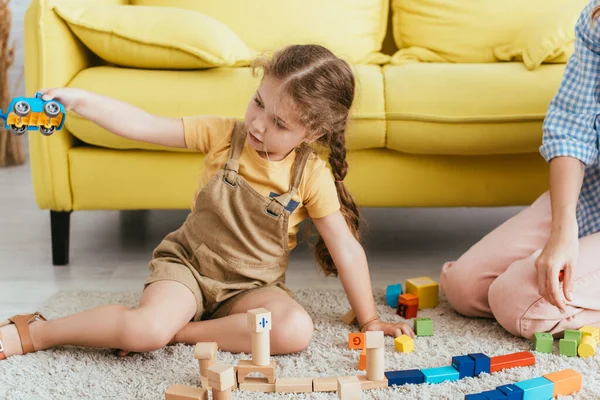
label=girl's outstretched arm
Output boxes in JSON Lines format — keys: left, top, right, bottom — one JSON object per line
{"left": 312, "top": 211, "right": 415, "bottom": 338}
{"left": 40, "top": 88, "right": 185, "bottom": 148}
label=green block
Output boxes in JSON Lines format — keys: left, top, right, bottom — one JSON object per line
{"left": 414, "top": 318, "right": 433, "bottom": 336}
{"left": 564, "top": 330, "right": 582, "bottom": 346}
{"left": 533, "top": 332, "right": 553, "bottom": 353}
{"left": 559, "top": 338, "right": 578, "bottom": 357}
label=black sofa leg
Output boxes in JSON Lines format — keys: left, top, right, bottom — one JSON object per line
{"left": 51, "top": 211, "right": 71, "bottom": 266}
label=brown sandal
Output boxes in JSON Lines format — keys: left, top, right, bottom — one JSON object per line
{"left": 0, "top": 312, "right": 47, "bottom": 360}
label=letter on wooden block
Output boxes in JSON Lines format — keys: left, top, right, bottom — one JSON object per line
{"left": 348, "top": 333, "right": 365, "bottom": 350}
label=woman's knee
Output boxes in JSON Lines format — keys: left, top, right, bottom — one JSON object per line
{"left": 119, "top": 309, "right": 177, "bottom": 352}
{"left": 440, "top": 261, "right": 491, "bottom": 318}
{"left": 488, "top": 275, "right": 525, "bottom": 338}
{"left": 270, "top": 306, "right": 314, "bottom": 354}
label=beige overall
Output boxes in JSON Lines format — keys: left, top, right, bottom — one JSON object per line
{"left": 144, "top": 121, "right": 314, "bottom": 321}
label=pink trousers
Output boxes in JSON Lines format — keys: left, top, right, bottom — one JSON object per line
{"left": 440, "top": 191, "right": 600, "bottom": 339}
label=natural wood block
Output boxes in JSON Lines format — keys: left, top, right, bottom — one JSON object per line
{"left": 337, "top": 376, "right": 361, "bottom": 400}
{"left": 238, "top": 377, "right": 275, "bottom": 392}
{"left": 313, "top": 376, "right": 343, "bottom": 392}
{"left": 194, "top": 342, "right": 218, "bottom": 360}
{"left": 164, "top": 384, "right": 208, "bottom": 400}
{"left": 341, "top": 309, "right": 357, "bottom": 325}
{"left": 365, "top": 331, "right": 384, "bottom": 349}
{"left": 248, "top": 308, "right": 272, "bottom": 333}
{"left": 211, "top": 388, "right": 232, "bottom": 400}
{"left": 357, "top": 375, "right": 388, "bottom": 390}
{"left": 207, "top": 364, "right": 235, "bottom": 391}
{"left": 275, "top": 377, "right": 313, "bottom": 393}
{"left": 348, "top": 333, "right": 365, "bottom": 350}
{"left": 366, "top": 348, "right": 385, "bottom": 381}
{"left": 199, "top": 376, "right": 209, "bottom": 389}
{"left": 237, "top": 360, "right": 276, "bottom": 383}
{"left": 252, "top": 331, "right": 270, "bottom": 366}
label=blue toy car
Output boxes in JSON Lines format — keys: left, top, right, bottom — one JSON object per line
{"left": 0, "top": 92, "right": 66, "bottom": 136}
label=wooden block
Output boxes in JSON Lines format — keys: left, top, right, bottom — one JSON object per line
{"left": 398, "top": 293, "right": 418, "bottom": 306}
{"left": 414, "top": 318, "right": 433, "bottom": 336}
{"left": 211, "top": 388, "right": 232, "bottom": 400}
{"left": 559, "top": 338, "right": 578, "bottom": 357}
{"left": 358, "top": 348, "right": 367, "bottom": 371}
{"left": 237, "top": 359, "right": 276, "bottom": 384}
{"left": 365, "top": 331, "right": 384, "bottom": 349}
{"left": 366, "top": 347, "right": 385, "bottom": 381}
{"left": 207, "top": 364, "right": 235, "bottom": 391}
{"left": 532, "top": 332, "right": 553, "bottom": 353}
{"left": 348, "top": 333, "right": 365, "bottom": 350}
{"left": 341, "top": 309, "right": 357, "bottom": 325}
{"left": 564, "top": 329, "right": 582, "bottom": 346}
{"left": 385, "top": 284, "right": 403, "bottom": 308}
{"left": 313, "top": 376, "right": 343, "bottom": 392}
{"left": 489, "top": 351, "right": 535, "bottom": 373}
{"left": 199, "top": 376, "right": 209, "bottom": 389}
{"left": 543, "top": 368, "right": 582, "bottom": 397}
{"left": 238, "top": 377, "right": 275, "bottom": 392}
{"left": 194, "top": 342, "right": 218, "bottom": 361}
{"left": 337, "top": 376, "right": 362, "bottom": 400}
{"left": 421, "top": 366, "right": 460, "bottom": 383}
{"left": 248, "top": 308, "right": 272, "bottom": 333}
{"left": 165, "top": 384, "right": 208, "bottom": 400}
{"left": 275, "top": 377, "right": 313, "bottom": 393}
{"left": 578, "top": 335, "right": 596, "bottom": 357}
{"left": 579, "top": 325, "right": 600, "bottom": 343}
{"left": 406, "top": 276, "right": 439, "bottom": 309}
{"left": 357, "top": 375, "right": 387, "bottom": 390}
{"left": 397, "top": 296, "right": 418, "bottom": 319}
{"left": 394, "top": 335, "right": 414, "bottom": 353}
{"left": 252, "top": 331, "right": 270, "bottom": 366}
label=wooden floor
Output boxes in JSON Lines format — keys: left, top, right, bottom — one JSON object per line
{"left": 0, "top": 146, "right": 522, "bottom": 319}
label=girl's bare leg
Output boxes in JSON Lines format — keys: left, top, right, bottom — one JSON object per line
{"left": 0, "top": 280, "right": 196, "bottom": 358}
{"left": 173, "top": 291, "right": 314, "bottom": 355}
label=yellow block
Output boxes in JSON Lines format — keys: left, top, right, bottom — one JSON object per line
{"left": 394, "top": 335, "right": 414, "bottom": 353}
{"left": 579, "top": 326, "right": 600, "bottom": 344}
{"left": 578, "top": 336, "right": 596, "bottom": 358}
{"left": 406, "top": 276, "right": 439, "bottom": 309}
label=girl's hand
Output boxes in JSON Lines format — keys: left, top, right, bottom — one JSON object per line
{"left": 534, "top": 222, "right": 578, "bottom": 313}
{"left": 39, "top": 87, "right": 88, "bottom": 112}
{"left": 361, "top": 318, "right": 415, "bottom": 338}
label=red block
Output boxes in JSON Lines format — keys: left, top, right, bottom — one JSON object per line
{"left": 397, "top": 303, "right": 418, "bottom": 319}
{"left": 490, "top": 351, "right": 535, "bottom": 373}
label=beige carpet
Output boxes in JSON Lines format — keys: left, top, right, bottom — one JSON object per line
{"left": 0, "top": 289, "right": 598, "bottom": 399}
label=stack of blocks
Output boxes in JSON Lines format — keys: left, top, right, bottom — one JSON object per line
{"left": 533, "top": 325, "right": 600, "bottom": 358}
{"left": 384, "top": 276, "right": 439, "bottom": 320}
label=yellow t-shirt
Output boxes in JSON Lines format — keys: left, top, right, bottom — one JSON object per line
{"left": 183, "top": 115, "right": 341, "bottom": 250}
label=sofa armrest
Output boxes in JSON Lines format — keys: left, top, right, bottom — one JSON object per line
{"left": 24, "top": 0, "right": 127, "bottom": 211}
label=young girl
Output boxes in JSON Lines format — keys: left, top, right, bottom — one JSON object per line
{"left": 0, "top": 45, "right": 414, "bottom": 361}
{"left": 440, "top": 0, "right": 600, "bottom": 339}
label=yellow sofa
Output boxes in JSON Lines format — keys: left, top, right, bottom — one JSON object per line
{"left": 24, "top": 0, "right": 581, "bottom": 265}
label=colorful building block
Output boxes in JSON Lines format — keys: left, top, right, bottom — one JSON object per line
{"left": 468, "top": 353, "right": 491, "bottom": 375}
{"left": 358, "top": 348, "right": 366, "bottom": 371}
{"left": 543, "top": 368, "right": 582, "bottom": 397}
{"left": 385, "top": 369, "right": 424, "bottom": 386}
{"left": 348, "top": 333, "right": 365, "bottom": 350}
{"left": 394, "top": 334, "right": 414, "bottom": 353}
{"left": 578, "top": 335, "right": 596, "bottom": 357}
{"left": 452, "top": 355, "right": 475, "bottom": 378}
{"left": 386, "top": 284, "right": 403, "bottom": 308}
{"left": 497, "top": 384, "right": 524, "bottom": 400}
{"left": 563, "top": 329, "right": 582, "bottom": 346}
{"left": 559, "top": 338, "right": 578, "bottom": 357}
{"left": 514, "top": 377, "right": 554, "bottom": 400}
{"left": 532, "top": 332, "right": 553, "bottom": 353}
{"left": 421, "top": 366, "right": 460, "bottom": 384}
{"left": 414, "top": 318, "right": 433, "bottom": 336}
{"left": 406, "top": 276, "right": 439, "bottom": 309}
{"left": 397, "top": 293, "right": 418, "bottom": 319}
{"left": 579, "top": 325, "right": 600, "bottom": 343}
{"left": 480, "top": 389, "right": 508, "bottom": 399}
{"left": 464, "top": 394, "right": 488, "bottom": 400}
{"left": 490, "top": 351, "right": 535, "bottom": 373}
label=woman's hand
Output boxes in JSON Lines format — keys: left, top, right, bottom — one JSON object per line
{"left": 361, "top": 318, "right": 415, "bottom": 338}
{"left": 534, "top": 221, "right": 578, "bottom": 313}
{"left": 39, "top": 87, "right": 88, "bottom": 112}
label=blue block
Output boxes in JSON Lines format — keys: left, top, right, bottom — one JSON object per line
{"left": 385, "top": 369, "right": 424, "bottom": 386}
{"left": 514, "top": 377, "right": 554, "bottom": 400}
{"left": 465, "top": 394, "right": 488, "bottom": 400}
{"left": 481, "top": 389, "right": 507, "bottom": 399}
{"left": 497, "top": 384, "right": 524, "bottom": 400}
{"left": 468, "top": 353, "right": 491, "bottom": 375}
{"left": 452, "top": 355, "right": 476, "bottom": 378}
{"left": 421, "top": 366, "right": 460, "bottom": 384}
{"left": 386, "top": 284, "right": 403, "bottom": 308}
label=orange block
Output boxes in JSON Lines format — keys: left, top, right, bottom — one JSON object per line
{"left": 348, "top": 333, "right": 365, "bottom": 350}
{"left": 490, "top": 351, "right": 535, "bottom": 373}
{"left": 358, "top": 348, "right": 367, "bottom": 370}
{"left": 543, "top": 369, "right": 582, "bottom": 397}
{"left": 399, "top": 293, "right": 419, "bottom": 306}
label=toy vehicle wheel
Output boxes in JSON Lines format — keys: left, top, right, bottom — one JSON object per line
{"left": 40, "top": 126, "right": 55, "bottom": 136}
{"left": 13, "top": 101, "right": 31, "bottom": 117}
{"left": 44, "top": 101, "right": 61, "bottom": 117}
{"left": 10, "top": 124, "right": 27, "bottom": 136}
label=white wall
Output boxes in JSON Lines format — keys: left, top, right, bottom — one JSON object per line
{"left": 7, "top": 0, "right": 28, "bottom": 97}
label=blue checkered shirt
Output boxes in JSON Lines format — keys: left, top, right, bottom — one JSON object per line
{"left": 540, "top": 0, "right": 600, "bottom": 237}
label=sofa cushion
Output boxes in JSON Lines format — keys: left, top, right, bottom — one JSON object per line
{"left": 390, "top": 0, "right": 583, "bottom": 64}
{"left": 130, "top": 0, "right": 390, "bottom": 64}
{"left": 384, "top": 62, "right": 566, "bottom": 155}
{"left": 53, "top": 5, "right": 255, "bottom": 69}
{"left": 65, "top": 65, "right": 385, "bottom": 151}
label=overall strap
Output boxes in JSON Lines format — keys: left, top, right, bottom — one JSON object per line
{"left": 224, "top": 120, "right": 247, "bottom": 185}
{"left": 269, "top": 144, "right": 315, "bottom": 210}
